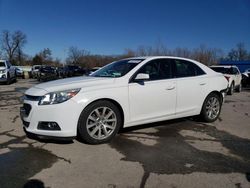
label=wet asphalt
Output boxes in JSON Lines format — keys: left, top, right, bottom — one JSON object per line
{"left": 0, "top": 79, "right": 250, "bottom": 188}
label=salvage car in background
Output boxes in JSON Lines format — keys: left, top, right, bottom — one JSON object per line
{"left": 31, "top": 65, "right": 41, "bottom": 78}
{"left": 61, "top": 65, "right": 86, "bottom": 78}
{"left": 37, "top": 66, "right": 57, "bottom": 82}
{"left": 15, "top": 67, "right": 25, "bottom": 79}
{"left": 210, "top": 65, "right": 242, "bottom": 95}
{"left": 0, "top": 60, "right": 16, "bottom": 84}
{"left": 242, "top": 68, "right": 250, "bottom": 87}
{"left": 21, "top": 56, "right": 228, "bottom": 144}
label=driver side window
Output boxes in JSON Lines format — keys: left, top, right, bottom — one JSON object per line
{"left": 138, "top": 60, "right": 160, "bottom": 81}
{"left": 136, "top": 59, "right": 172, "bottom": 81}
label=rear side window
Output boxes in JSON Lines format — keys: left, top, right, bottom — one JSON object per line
{"left": 174, "top": 59, "right": 205, "bottom": 78}
{"left": 233, "top": 67, "right": 239, "bottom": 74}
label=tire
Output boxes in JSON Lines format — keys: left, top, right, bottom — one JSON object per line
{"left": 200, "top": 93, "right": 222, "bottom": 123}
{"left": 13, "top": 73, "right": 17, "bottom": 82}
{"left": 6, "top": 74, "right": 11, "bottom": 85}
{"left": 235, "top": 84, "right": 242, "bottom": 92}
{"left": 227, "top": 82, "right": 234, "bottom": 95}
{"left": 78, "top": 100, "right": 122, "bottom": 144}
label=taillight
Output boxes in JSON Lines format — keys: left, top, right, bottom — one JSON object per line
{"left": 224, "top": 76, "right": 230, "bottom": 82}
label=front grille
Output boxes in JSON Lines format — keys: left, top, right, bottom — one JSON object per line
{"left": 24, "top": 95, "right": 41, "bottom": 101}
{"left": 23, "top": 103, "right": 32, "bottom": 116}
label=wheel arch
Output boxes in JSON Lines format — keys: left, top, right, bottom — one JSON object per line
{"left": 200, "top": 90, "right": 223, "bottom": 114}
{"left": 77, "top": 98, "right": 125, "bottom": 129}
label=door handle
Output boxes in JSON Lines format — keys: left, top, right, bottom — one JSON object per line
{"left": 199, "top": 83, "right": 206, "bottom": 86}
{"left": 166, "top": 86, "right": 175, "bottom": 90}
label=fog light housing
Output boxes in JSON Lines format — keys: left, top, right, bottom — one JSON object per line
{"left": 38, "top": 122, "right": 61, "bottom": 131}
{"left": 2, "top": 74, "right": 6, "bottom": 78}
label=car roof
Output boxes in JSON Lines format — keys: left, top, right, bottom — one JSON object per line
{"left": 125, "top": 56, "right": 202, "bottom": 62}
{"left": 210, "top": 65, "right": 237, "bottom": 68}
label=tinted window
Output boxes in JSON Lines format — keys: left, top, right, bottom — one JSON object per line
{"left": 211, "top": 67, "right": 234, "bottom": 74}
{"left": 0, "top": 62, "right": 6, "bottom": 67}
{"left": 136, "top": 59, "right": 172, "bottom": 81}
{"left": 233, "top": 67, "right": 239, "bottom": 74}
{"left": 174, "top": 59, "right": 205, "bottom": 78}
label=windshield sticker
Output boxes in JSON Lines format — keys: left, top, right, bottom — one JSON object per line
{"left": 128, "top": 60, "right": 142, "bottom": 64}
{"left": 113, "top": 72, "right": 122, "bottom": 76}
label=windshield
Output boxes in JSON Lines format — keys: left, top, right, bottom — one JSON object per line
{"left": 211, "top": 67, "right": 233, "bottom": 74}
{"left": 0, "top": 62, "right": 6, "bottom": 67}
{"left": 91, "top": 59, "right": 144, "bottom": 78}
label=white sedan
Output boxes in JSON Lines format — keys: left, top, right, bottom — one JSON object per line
{"left": 21, "top": 56, "right": 228, "bottom": 144}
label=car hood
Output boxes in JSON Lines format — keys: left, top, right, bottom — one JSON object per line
{"left": 0, "top": 67, "right": 6, "bottom": 70}
{"left": 25, "top": 76, "right": 115, "bottom": 96}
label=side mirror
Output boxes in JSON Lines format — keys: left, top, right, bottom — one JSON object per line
{"left": 134, "top": 73, "right": 150, "bottom": 82}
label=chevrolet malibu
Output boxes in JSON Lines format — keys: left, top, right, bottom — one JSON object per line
{"left": 21, "top": 56, "right": 228, "bottom": 144}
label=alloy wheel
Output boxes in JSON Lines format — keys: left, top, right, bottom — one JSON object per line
{"left": 86, "top": 107, "right": 117, "bottom": 140}
{"left": 205, "top": 97, "right": 220, "bottom": 120}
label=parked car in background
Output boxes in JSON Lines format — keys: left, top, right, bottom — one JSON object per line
{"left": 242, "top": 68, "right": 250, "bottom": 87}
{"left": 21, "top": 56, "right": 228, "bottom": 144}
{"left": 210, "top": 65, "right": 242, "bottom": 95}
{"left": 0, "top": 60, "right": 16, "bottom": 84}
{"left": 31, "top": 65, "right": 41, "bottom": 78}
{"left": 15, "top": 67, "right": 25, "bottom": 79}
{"left": 62, "top": 65, "right": 86, "bottom": 77}
{"left": 37, "top": 66, "right": 57, "bottom": 82}
{"left": 55, "top": 67, "right": 64, "bottom": 78}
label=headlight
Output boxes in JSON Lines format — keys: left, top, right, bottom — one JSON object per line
{"left": 0, "top": 69, "right": 6, "bottom": 74}
{"left": 38, "top": 88, "right": 80, "bottom": 105}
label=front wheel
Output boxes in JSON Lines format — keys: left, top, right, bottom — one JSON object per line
{"left": 228, "top": 83, "right": 234, "bottom": 95}
{"left": 78, "top": 100, "right": 122, "bottom": 144}
{"left": 200, "top": 93, "right": 222, "bottom": 122}
{"left": 6, "top": 74, "right": 11, "bottom": 85}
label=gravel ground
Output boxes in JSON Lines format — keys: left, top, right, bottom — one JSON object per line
{"left": 0, "top": 79, "right": 250, "bottom": 188}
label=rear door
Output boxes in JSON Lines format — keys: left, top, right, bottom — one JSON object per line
{"left": 173, "top": 59, "right": 208, "bottom": 116}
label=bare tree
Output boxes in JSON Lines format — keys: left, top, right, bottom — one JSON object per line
{"left": 0, "top": 30, "right": 27, "bottom": 63}
{"left": 39, "top": 48, "right": 52, "bottom": 61}
{"left": 66, "top": 46, "right": 89, "bottom": 65}
{"left": 228, "top": 43, "right": 249, "bottom": 61}
{"left": 32, "top": 48, "right": 53, "bottom": 65}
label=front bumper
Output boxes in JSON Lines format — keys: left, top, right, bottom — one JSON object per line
{"left": 0, "top": 73, "right": 7, "bottom": 82}
{"left": 20, "top": 98, "right": 85, "bottom": 138}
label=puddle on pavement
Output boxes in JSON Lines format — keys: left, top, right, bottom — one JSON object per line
{"left": 0, "top": 147, "right": 58, "bottom": 188}
{"left": 0, "top": 130, "right": 70, "bottom": 188}
{"left": 110, "top": 119, "right": 250, "bottom": 187}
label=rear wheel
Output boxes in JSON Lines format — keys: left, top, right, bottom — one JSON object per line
{"left": 227, "top": 82, "right": 234, "bottom": 95}
{"left": 200, "top": 93, "right": 222, "bottom": 122}
{"left": 78, "top": 100, "right": 122, "bottom": 144}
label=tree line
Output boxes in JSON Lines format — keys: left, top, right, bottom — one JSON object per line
{"left": 1, "top": 30, "right": 250, "bottom": 68}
